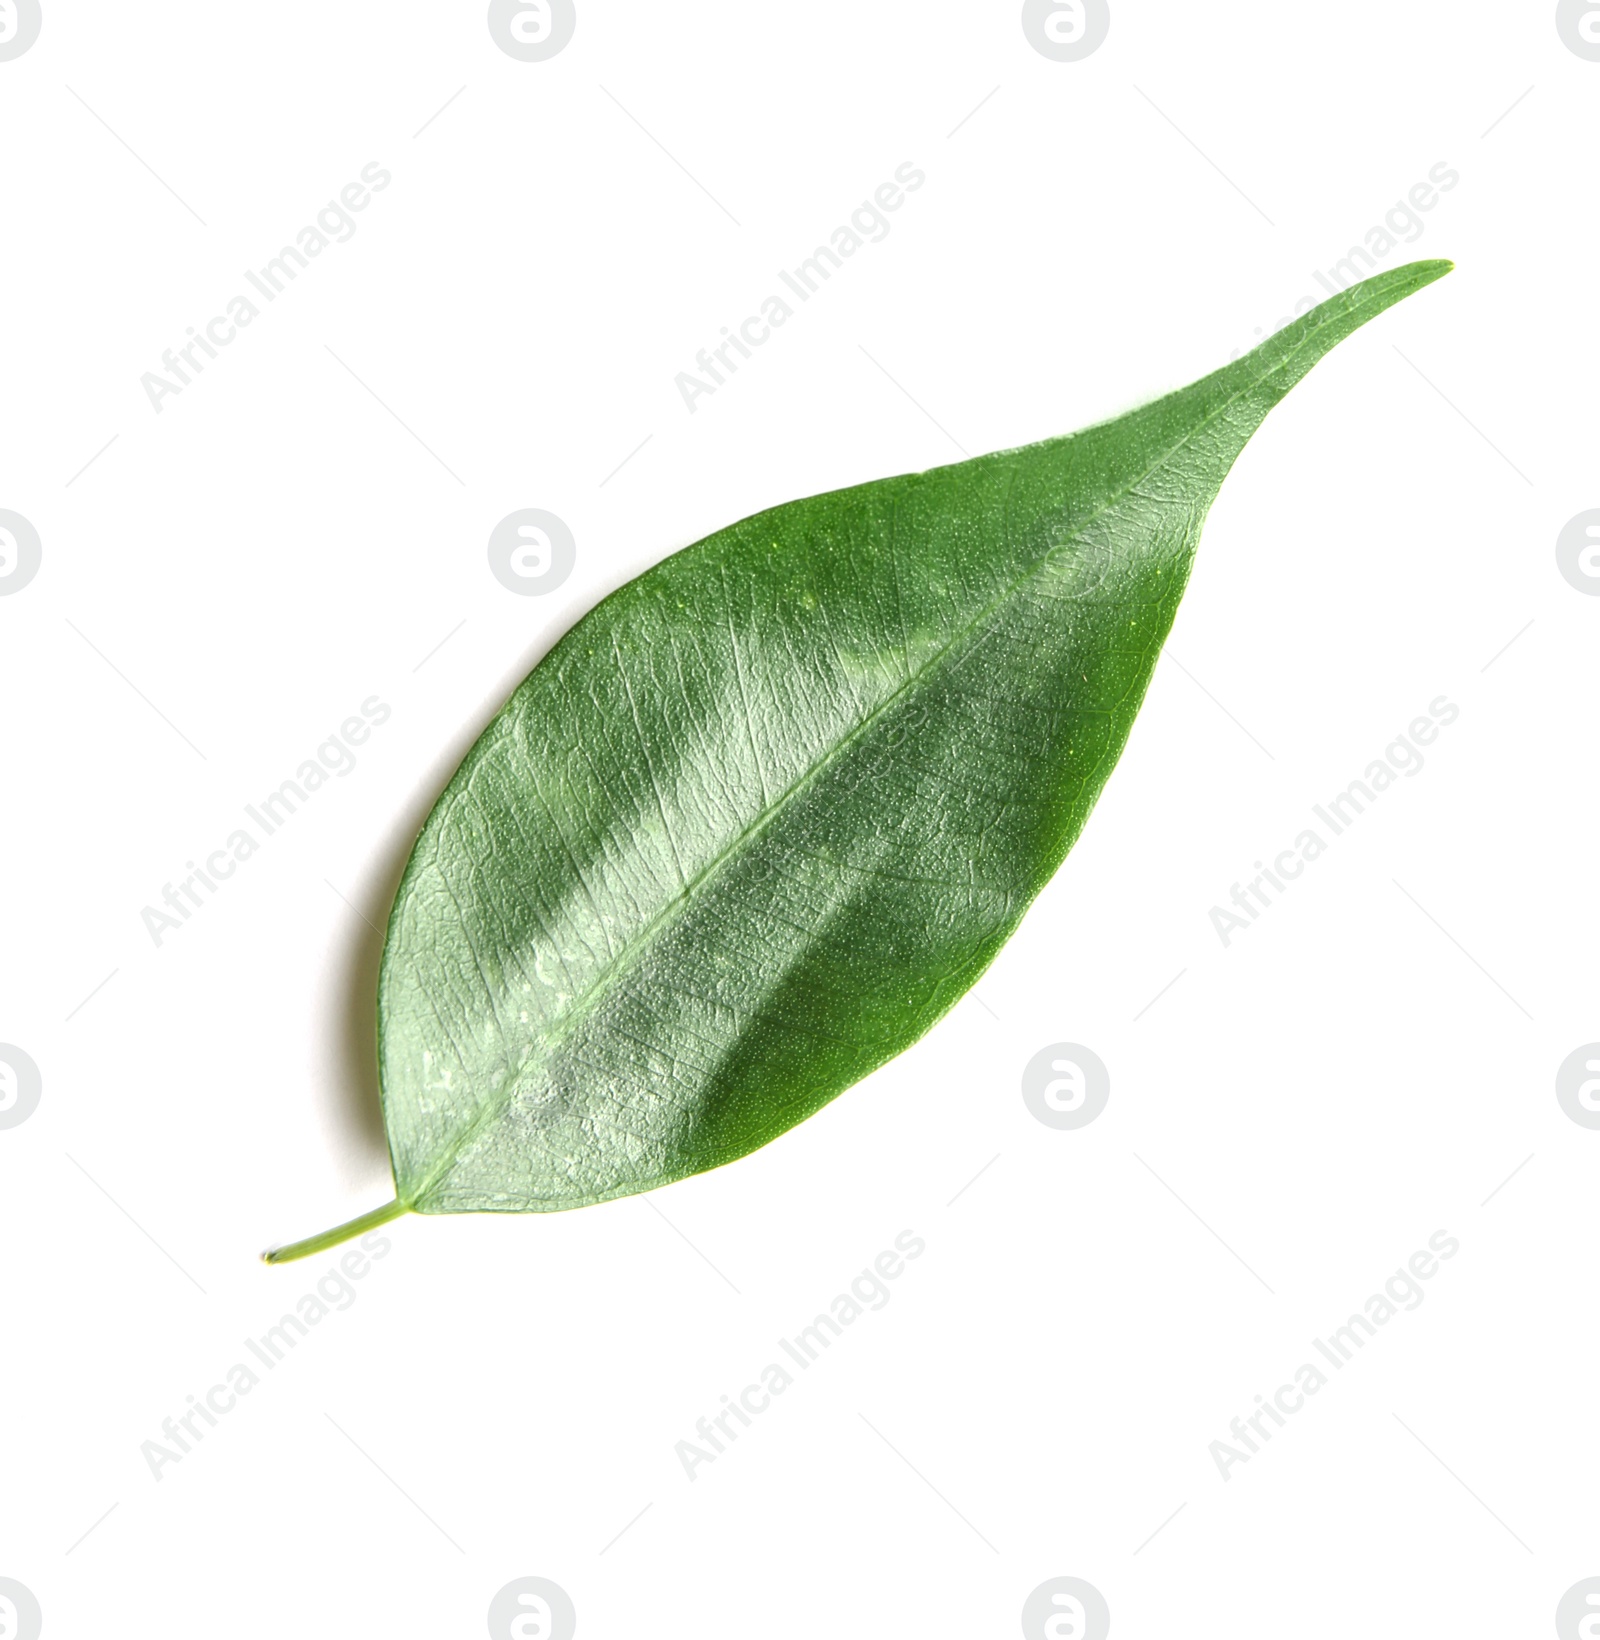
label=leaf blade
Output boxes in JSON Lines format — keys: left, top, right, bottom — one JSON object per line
{"left": 368, "top": 261, "right": 1450, "bottom": 1221}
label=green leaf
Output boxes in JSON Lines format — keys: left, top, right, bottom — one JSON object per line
{"left": 267, "top": 260, "right": 1451, "bottom": 1263}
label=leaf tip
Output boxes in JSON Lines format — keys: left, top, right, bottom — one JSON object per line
{"left": 1389, "top": 257, "right": 1456, "bottom": 297}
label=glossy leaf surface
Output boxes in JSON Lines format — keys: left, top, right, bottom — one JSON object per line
{"left": 268, "top": 261, "right": 1450, "bottom": 1261}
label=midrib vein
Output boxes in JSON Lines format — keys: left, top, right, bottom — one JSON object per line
{"left": 404, "top": 296, "right": 1377, "bottom": 1205}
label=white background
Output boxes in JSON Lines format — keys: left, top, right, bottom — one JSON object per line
{"left": 2, "top": 2, "right": 1596, "bottom": 1635}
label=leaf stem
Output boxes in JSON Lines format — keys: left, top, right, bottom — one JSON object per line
{"left": 262, "top": 1198, "right": 410, "bottom": 1265}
